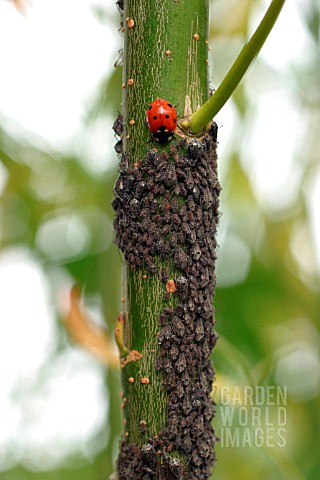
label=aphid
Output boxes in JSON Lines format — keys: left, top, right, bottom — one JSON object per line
{"left": 181, "top": 435, "right": 193, "bottom": 453}
{"left": 175, "top": 353, "right": 187, "bottom": 373}
{"left": 135, "top": 180, "right": 147, "bottom": 199}
{"left": 187, "top": 229, "right": 197, "bottom": 245}
{"left": 139, "top": 217, "right": 151, "bottom": 232}
{"left": 161, "top": 223, "right": 170, "bottom": 236}
{"left": 114, "top": 176, "right": 126, "bottom": 199}
{"left": 172, "top": 214, "right": 181, "bottom": 228}
{"left": 146, "top": 148, "right": 160, "bottom": 165}
{"left": 169, "top": 344, "right": 179, "bottom": 361}
{"left": 113, "top": 49, "right": 124, "bottom": 68}
{"left": 129, "top": 198, "right": 140, "bottom": 218}
{"left": 198, "top": 440, "right": 210, "bottom": 459}
{"left": 191, "top": 396, "right": 202, "bottom": 410}
{"left": 191, "top": 187, "right": 200, "bottom": 205}
{"left": 165, "top": 456, "right": 185, "bottom": 480}
{"left": 191, "top": 451, "right": 202, "bottom": 467}
{"left": 187, "top": 298, "right": 196, "bottom": 312}
{"left": 146, "top": 98, "right": 178, "bottom": 143}
{"left": 172, "top": 316, "right": 185, "bottom": 338}
{"left": 116, "top": 0, "right": 124, "bottom": 12}
{"left": 114, "top": 139, "right": 122, "bottom": 154}
{"left": 205, "top": 165, "right": 217, "bottom": 187}
{"left": 211, "top": 331, "right": 219, "bottom": 348}
{"left": 150, "top": 198, "right": 158, "bottom": 214}
{"left": 190, "top": 243, "right": 202, "bottom": 260}
{"left": 176, "top": 381, "right": 184, "bottom": 399}
{"left": 141, "top": 443, "right": 157, "bottom": 468}
{"left": 112, "top": 197, "right": 120, "bottom": 212}
{"left": 184, "top": 311, "right": 193, "bottom": 325}
{"left": 181, "top": 395, "right": 192, "bottom": 414}
{"left": 163, "top": 357, "right": 173, "bottom": 373}
{"left": 163, "top": 209, "right": 172, "bottom": 223}
{"left": 181, "top": 221, "right": 191, "bottom": 236}
{"left": 145, "top": 256, "right": 157, "bottom": 274}
{"left": 156, "top": 238, "right": 170, "bottom": 258}
{"left": 112, "top": 112, "right": 123, "bottom": 136}
{"left": 196, "top": 225, "right": 205, "bottom": 240}
{"left": 184, "top": 411, "right": 197, "bottom": 429}
{"left": 163, "top": 372, "right": 177, "bottom": 390}
{"left": 170, "top": 198, "right": 179, "bottom": 214}
{"left": 204, "top": 400, "right": 216, "bottom": 422}
{"left": 120, "top": 153, "right": 129, "bottom": 173}
{"left": 174, "top": 434, "right": 182, "bottom": 449}
{"left": 186, "top": 195, "right": 196, "bottom": 212}
{"left": 210, "top": 121, "right": 218, "bottom": 142}
{"left": 199, "top": 268, "right": 209, "bottom": 288}
{"left": 195, "top": 319, "right": 205, "bottom": 343}
{"left": 167, "top": 415, "right": 179, "bottom": 438}
{"left": 169, "top": 231, "right": 178, "bottom": 249}
{"left": 201, "top": 188, "right": 214, "bottom": 209}
{"left": 146, "top": 175, "right": 155, "bottom": 191}
{"left": 148, "top": 190, "right": 155, "bottom": 202}
{"left": 163, "top": 163, "right": 177, "bottom": 187}
{"left": 174, "top": 247, "right": 188, "bottom": 271}
{"left": 175, "top": 276, "right": 189, "bottom": 299}
{"left": 188, "top": 138, "right": 203, "bottom": 160}
{"left": 174, "top": 303, "right": 187, "bottom": 318}
{"left": 202, "top": 339, "right": 211, "bottom": 359}
{"left": 202, "top": 301, "right": 213, "bottom": 319}
{"left": 158, "top": 325, "right": 173, "bottom": 344}
{"left": 157, "top": 183, "right": 165, "bottom": 195}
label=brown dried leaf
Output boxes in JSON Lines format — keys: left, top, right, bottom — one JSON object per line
{"left": 10, "top": 0, "right": 31, "bottom": 15}
{"left": 63, "top": 285, "right": 120, "bottom": 370}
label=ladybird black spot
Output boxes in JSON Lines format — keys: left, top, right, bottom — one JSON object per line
{"left": 148, "top": 105, "right": 152, "bottom": 110}
{"left": 165, "top": 114, "right": 170, "bottom": 119}
{"left": 114, "top": 123, "right": 220, "bottom": 480}
{"left": 153, "top": 115, "right": 157, "bottom": 120}
{"left": 167, "top": 103, "right": 173, "bottom": 108}
{"left": 174, "top": 118, "right": 177, "bottom": 123}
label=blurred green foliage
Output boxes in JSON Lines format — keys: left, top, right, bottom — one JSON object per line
{"left": 1, "top": 1, "right": 320, "bottom": 480}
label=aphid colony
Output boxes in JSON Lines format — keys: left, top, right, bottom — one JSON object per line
{"left": 113, "top": 123, "right": 220, "bottom": 480}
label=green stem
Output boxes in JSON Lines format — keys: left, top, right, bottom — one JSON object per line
{"left": 121, "top": 0, "right": 209, "bottom": 446}
{"left": 189, "top": 0, "right": 286, "bottom": 134}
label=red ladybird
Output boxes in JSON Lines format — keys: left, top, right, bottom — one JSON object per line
{"left": 146, "top": 98, "right": 177, "bottom": 143}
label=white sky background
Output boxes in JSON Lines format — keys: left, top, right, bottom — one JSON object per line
{"left": 0, "top": 0, "right": 319, "bottom": 473}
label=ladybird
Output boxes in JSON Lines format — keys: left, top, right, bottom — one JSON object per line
{"left": 146, "top": 98, "right": 177, "bottom": 143}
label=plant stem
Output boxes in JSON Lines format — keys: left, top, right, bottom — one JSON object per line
{"left": 189, "top": 0, "right": 286, "bottom": 134}
{"left": 120, "top": 0, "right": 209, "bottom": 447}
